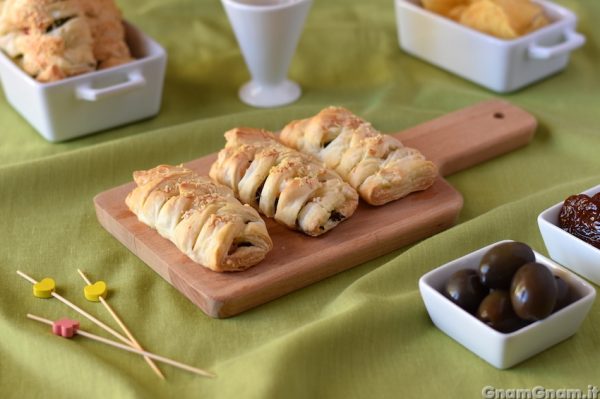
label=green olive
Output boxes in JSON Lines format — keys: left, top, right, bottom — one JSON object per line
{"left": 479, "top": 242, "right": 535, "bottom": 289}
{"left": 477, "top": 290, "right": 528, "bottom": 333}
{"left": 510, "top": 262, "right": 558, "bottom": 321}
{"left": 445, "top": 269, "right": 488, "bottom": 314}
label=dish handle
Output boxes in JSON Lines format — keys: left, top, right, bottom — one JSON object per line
{"left": 528, "top": 29, "right": 585, "bottom": 60}
{"left": 75, "top": 70, "right": 146, "bottom": 101}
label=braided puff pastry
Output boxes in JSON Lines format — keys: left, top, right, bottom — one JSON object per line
{"left": 280, "top": 107, "right": 438, "bottom": 206}
{"left": 79, "top": 0, "right": 133, "bottom": 69}
{"left": 125, "top": 165, "right": 272, "bottom": 272}
{"left": 0, "top": 0, "right": 132, "bottom": 82}
{"left": 0, "top": 0, "right": 96, "bottom": 81}
{"left": 209, "top": 128, "right": 358, "bottom": 237}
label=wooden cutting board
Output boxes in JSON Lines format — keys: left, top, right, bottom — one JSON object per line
{"left": 94, "top": 100, "right": 537, "bottom": 318}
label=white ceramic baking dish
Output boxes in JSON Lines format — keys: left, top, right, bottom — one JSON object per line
{"left": 538, "top": 183, "right": 600, "bottom": 285}
{"left": 0, "top": 22, "right": 167, "bottom": 142}
{"left": 395, "top": 0, "right": 585, "bottom": 93}
{"left": 419, "top": 240, "right": 595, "bottom": 369}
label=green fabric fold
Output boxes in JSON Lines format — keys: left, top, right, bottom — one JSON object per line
{"left": 1, "top": 0, "right": 599, "bottom": 397}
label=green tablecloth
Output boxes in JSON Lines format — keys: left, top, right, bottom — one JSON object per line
{"left": 1, "top": 0, "right": 599, "bottom": 397}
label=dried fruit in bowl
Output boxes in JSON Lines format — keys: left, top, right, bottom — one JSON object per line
{"left": 558, "top": 194, "right": 600, "bottom": 249}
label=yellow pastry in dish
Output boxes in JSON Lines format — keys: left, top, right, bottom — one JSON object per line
{"left": 126, "top": 165, "right": 272, "bottom": 272}
{"left": 421, "top": 0, "right": 550, "bottom": 39}
{"left": 78, "top": 0, "right": 132, "bottom": 69}
{"left": 421, "top": 0, "right": 468, "bottom": 19}
{"left": 0, "top": 0, "right": 133, "bottom": 82}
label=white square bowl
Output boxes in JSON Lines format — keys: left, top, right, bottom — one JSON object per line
{"left": 395, "top": 0, "right": 585, "bottom": 93}
{"left": 538, "top": 184, "right": 600, "bottom": 285}
{"left": 0, "top": 21, "right": 167, "bottom": 142}
{"left": 419, "top": 240, "right": 596, "bottom": 369}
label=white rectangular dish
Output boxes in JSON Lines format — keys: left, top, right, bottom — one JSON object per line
{"left": 419, "top": 240, "right": 596, "bottom": 369}
{"left": 395, "top": 0, "right": 585, "bottom": 93}
{"left": 0, "top": 22, "right": 167, "bottom": 142}
{"left": 538, "top": 184, "right": 600, "bottom": 285}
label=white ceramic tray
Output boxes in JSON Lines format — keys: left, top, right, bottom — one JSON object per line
{"left": 395, "top": 0, "right": 585, "bottom": 92}
{"left": 0, "top": 21, "right": 167, "bottom": 142}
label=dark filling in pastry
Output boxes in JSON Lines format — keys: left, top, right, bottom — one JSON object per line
{"left": 319, "top": 210, "right": 346, "bottom": 231}
{"left": 228, "top": 241, "right": 253, "bottom": 255}
{"left": 329, "top": 210, "right": 345, "bottom": 222}
{"left": 46, "top": 17, "right": 75, "bottom": 33}
{"left": 255, "top": 182, "right": 265, "bottom": 204}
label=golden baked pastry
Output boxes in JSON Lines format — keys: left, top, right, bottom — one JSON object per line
{"left": 209, "top": 127, "right": 358, "bottom": 236}
{"left": 79, "top": 0, "right": 132, "bottom": 69}
{"left": 0, "top": 0, "right": 96, "bottom": 81}
{"left": 421, "top": 0, "right": 468, "bottom": 19}
{"left": 280, "top": 107, "right": 438, "bottom": 206}
{"left": 126, "top": 165, "right": 273, "bottom": 272}
{"left": 421, "top": 0, "right": 549, "bottom": 39}
{"left": 459, "top": 0, "right": 549, "bottom": 39}
{"left": 0, "top": 0, "right": 132, "bottom": 82}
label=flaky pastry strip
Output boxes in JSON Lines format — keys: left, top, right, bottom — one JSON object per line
{"left": 126, "top": 165, "right": 272, "bottom": 272}
{"left": 209, "top": 128, "right": 358, "bottom": 236}
{"left": 280, "top": 107, "right": 438, "bottom": 206}
{"left": 0, "top": 0, "right": 132, "bottom": 81}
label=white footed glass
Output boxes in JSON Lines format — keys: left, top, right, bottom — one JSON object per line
{"left": 221, "top": 0, "right": 312, "bottom": 108}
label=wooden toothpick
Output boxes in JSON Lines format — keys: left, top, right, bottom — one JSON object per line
{"left": 77, "top": 269, "right": 165, "bottom": 380}
{"left": 27, "top": 313, "right": 215, "bottom": 378}
{"left": 16, "top": 270, "right": 134, "bottom": 347}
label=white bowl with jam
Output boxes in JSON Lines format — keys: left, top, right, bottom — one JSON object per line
{"left": 538, "top": 183, "right": 600, "bottom": 285}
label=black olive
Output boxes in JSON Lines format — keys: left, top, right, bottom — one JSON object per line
{"left": 553, "top": 275, "right": 571, "bottom": 312}
{"left": 479, "top": 242, "right": 535, "bottom": 289}
{"left": 510, "top": 262, "right": 557, "bottom": 321}
{"left": 477, "top": 290, "right": 528, "bottom": 333}
{"left": 445, "top": 269, "right": 488, "bottom": 314}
